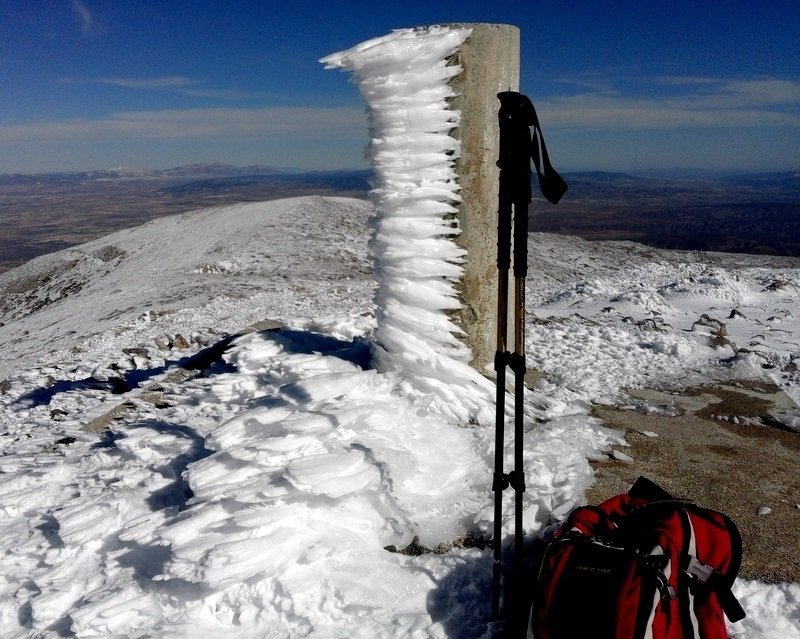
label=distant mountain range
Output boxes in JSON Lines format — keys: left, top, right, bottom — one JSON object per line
{"left": 153, "top": 169, "right": 373, "bottom": 196}
{"left": 0, "top": 163, "right": 291, "bottom": 186}
{"left": 3, "top": 163, "right": 797, "bottom": 193}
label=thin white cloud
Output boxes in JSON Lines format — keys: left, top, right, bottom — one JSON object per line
{"left": 95, "top": 76, "right": 251, "bottom": 99}
{"left": 70, "top": 0, "right": 94, "bottom": 35}
{"left": 98, "top": 76, "right": 200, "bottom": 89}
{"left": 0, "top": 107, "right": 366, "bottom": 142}
{"left": 180, "top": 88, "right": 252, "bottom": 99}
{"left": 554, "top": 71, "right": 627, "bottom": 96}
{"left": 660, "top": 77, "right": 800, "bottom": 107}
{"left": 538, "top": 76, "right": 800, "bottom": 129}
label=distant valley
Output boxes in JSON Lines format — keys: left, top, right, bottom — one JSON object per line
{"left": 0, "top": 164, "right": 797, "bottom": 273}
{"left": 0, "top": 164, "right": 371, "bottom": 273}
{"left": 532, "top": 170, "right": 800, "bottom": 257}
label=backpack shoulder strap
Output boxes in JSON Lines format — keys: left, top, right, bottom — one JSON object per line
{"left": 685, "top": 558, "right": 747, "bottom": 622}
{"left": 683, "top": 505, "right": 746, "bottom": 623}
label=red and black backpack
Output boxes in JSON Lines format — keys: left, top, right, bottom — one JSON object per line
{"left": 528, "top": 477, "right": 746, "bottom": 639}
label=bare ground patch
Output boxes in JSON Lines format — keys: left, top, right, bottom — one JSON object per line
{"left": 587, "top": 383, "right": 800, "bottom": 584}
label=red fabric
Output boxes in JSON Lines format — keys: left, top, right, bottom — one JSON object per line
{"left": 688, "top": 510, "right": 736, "bottom": 639}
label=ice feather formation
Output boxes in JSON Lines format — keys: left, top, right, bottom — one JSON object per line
{"left": 322, "top": 27, "right": 494, "bottom": 423}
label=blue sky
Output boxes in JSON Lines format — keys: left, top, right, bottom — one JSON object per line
{"left": 1, "top": 1, "right": 798, "bottom": 174}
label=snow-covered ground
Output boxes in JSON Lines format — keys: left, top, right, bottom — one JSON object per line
{"left": 0, "top": 195, "right": 798, "bottom": 638}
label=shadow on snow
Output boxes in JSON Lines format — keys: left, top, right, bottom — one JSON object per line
{"left": 15, "top": 327, "right": 372, "bottom": 409}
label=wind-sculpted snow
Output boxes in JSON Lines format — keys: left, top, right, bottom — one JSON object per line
{"left": 0, "top": 198, "right": 798, "bottom": 635}
{"left": 0, "top": 31, "right": 798, "bottom": 635}
{"left": 527, "top": 234, "right": 800, "bottom": 408}
{"left": 322, "top": 27, "right": 495, "bottom": 424}
{"left": 0, "top": 318, "right": 621, "bottom": 637}
{"left": 154, "top": 330, "right": 489, "bottom": 633}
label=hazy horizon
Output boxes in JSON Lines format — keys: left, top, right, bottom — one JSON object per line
{"left": 2, "top": 2, "right": 798, "bottom": 175}
{"left": 1, "top": 161, "right": 798, "bottom": 179}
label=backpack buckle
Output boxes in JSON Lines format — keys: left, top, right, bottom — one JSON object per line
{"left": 655, "top": 573, "right": 677, "bottom": 600}
{"left": 685, "top": 556, "right": 715, "bottom": 584}
{"left": 642, "top": 547, "right": 678, "bottom": 600}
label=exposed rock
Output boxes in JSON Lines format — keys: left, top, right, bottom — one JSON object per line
{"left": 590, "top": 381, "right": 800, "bottom": 583}
{"left": 172, "top": 334, "right": 191, "bottom": 350}
{"left": 691, "top": 313, "right": 727, "bottom": 337}
{"left": 0, "top": 259, "right": 87, "bottom": 321}
{"left": 765, "top": 280, "right": 791, "bottom": 291}
{"left": 384, "top": 535, "right": 431, "bottom": 556}
{"left": 245, "top": 320, "right": 284, "bottom": 333}
{"left": 122, "top": 347, "right": 149, "bottom": 358}
{"left": 91, "top": 245, "right": 127, "bottom": 262}
{"left": 384, "top": 533, "right": 489, "bottom": 556}
{"left": 637, "top": 317, "right": 671, "bottom": 332}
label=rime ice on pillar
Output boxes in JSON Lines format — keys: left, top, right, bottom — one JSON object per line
{"left": 322, "top": 27, "right": 493, "bottom": 424}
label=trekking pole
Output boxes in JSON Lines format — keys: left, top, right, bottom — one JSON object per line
{"left": 491, "top": 91, "right": 533, "bottom": 623}
{"left": 502, "top": 92, "right": 535, "bottom": 628}
{"left": 492, "top": 91, "right": 567, "bottom": 628}
{"left": 491, "top": 115, "right": 513, "bottom": 623}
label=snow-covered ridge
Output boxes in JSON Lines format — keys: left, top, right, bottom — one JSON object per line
{"left": 322, "top": 27, "right": 494, "bottom": 424}
{"left": 0, "top": 196, "right": 373, "bottom": 380}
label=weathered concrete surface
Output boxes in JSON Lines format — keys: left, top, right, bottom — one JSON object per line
{"left": 446, "top": 23, "right": 520, "bottom": 375}
{"left": 586, "top": 381, "right": 800, "bottom": 584}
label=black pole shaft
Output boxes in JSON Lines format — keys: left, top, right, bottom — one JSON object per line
{"left": 491, "top": 277, "right": 507, "bottom": 622}
{"left": 512, "top": 195, "right": 528, "bottom": 630}
{"left": 491, "top": 173, "right": 512, "bottom": 622}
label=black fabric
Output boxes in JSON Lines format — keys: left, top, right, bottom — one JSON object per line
{"left": 496, "top": 91, "right": 568, "bottom": 205}
{"left": 716, "top": 580, "right": 747, "bottom": 623}
{"left": 544, "top": 540, "right": 631, "bottom": 638}
{"left": 628, "top": 476, "right": 674, "bottom": 502}
{"left": 530, "top": 123, "right": 568, "bottom": 205}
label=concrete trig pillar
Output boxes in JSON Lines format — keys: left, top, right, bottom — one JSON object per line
{"left": 447, "top": 24, "right": 520, "bottom": 374}
{"left": 322, "top": 23, "right": 520, "bottom": 399}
